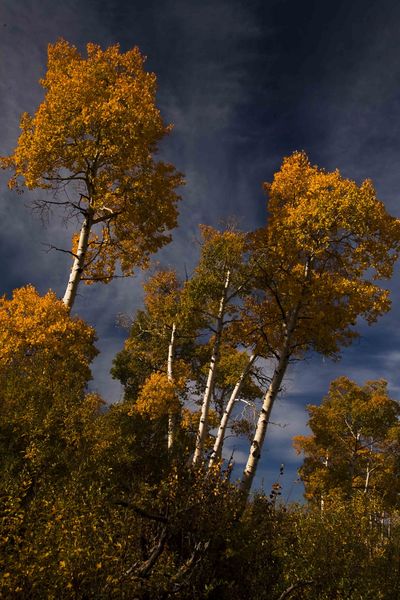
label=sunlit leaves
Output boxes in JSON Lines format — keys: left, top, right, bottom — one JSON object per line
{"left": 247, "top": 151, "right": 400, "bottom": 359}
{"left": 0, "top": 285, "right": 99, "bottom": 471}
{"left": 133, "top": 372, "right": 181, "bottom": 420}
{"left": 1, "top": 40, "right": 184, "bottom": 287}
{"left": 294, "top": 376, "right": 400, "bottom": 506}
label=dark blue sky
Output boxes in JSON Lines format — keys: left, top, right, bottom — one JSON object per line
{"left": 1, "top": 0, "right": 400, "bottom": 497}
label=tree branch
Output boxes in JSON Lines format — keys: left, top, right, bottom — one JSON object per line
{"left": 42, "top": 243, "right": 78, "bottom": 259}
{"left": 277, "top": 580, "right": 314, "bottom": 600}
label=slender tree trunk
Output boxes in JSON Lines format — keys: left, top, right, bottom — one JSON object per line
{"left": 364, "top": 465, "right": 371, "bottom": 494}
{"left": 167, "top": 322, "right": 177, "bottom": 450}
{"left": 62, "top": 210, "right": 93, "bottom": 310}
{"left": 208, "top": 354, "right": 256, "bottom": 468}
{"left": 321, "top": 452, "right": 329, "bottom": 512}
{"left": 240, "top": 347, "right": 290, "bottom": 496}
{"left": 240, "top": 259, "right": 310, "bottom": 498}
{"left": 192, "top": 270, "right": 230, "bottom": 466}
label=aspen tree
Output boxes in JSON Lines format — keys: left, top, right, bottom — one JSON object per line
{"left": 140, "top": 271, "right": 187, "bottom": 448}
{"left": 208, "top": 353, "right": 257, "bottom": 468}
{"left": 1, "top": 40, "right": 183, "bottom": 309}
{"left": 294, "top": 377, "right": 400, "bottom": 507}
{"left": 240, "top": 151, "right": 400, "bottom": 496}
{"left": 187, "top": 226, "right": 250, "bottom": 465}
{"left": 0, "top": 285, "right": 99, "bottom": 470}
{"left": 113, "top": 270, "right": 196, "bottom": 449}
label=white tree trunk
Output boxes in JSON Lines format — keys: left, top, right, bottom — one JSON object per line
{"left": 192, "top": 270, "right": 231, "bottom": 466}
{"left": 62, "top": 212, "right": 93, "bottom": 310}
{"left": 208, "top": 354, "right": 256, "bottom": 468}
{"left": 240, "top": 260, "right": 310, "bottom": 497}
{"left": 240, "top": 348, "right": 290, "bottom": 496}
{"left": 364, "top": 465, "right": 371, "bottom": 494}
{"left": 167, "top": 322, "right": 177, "bottom": 450}
{"left": 321, "top": 452, "right": 329, "bottom": 512}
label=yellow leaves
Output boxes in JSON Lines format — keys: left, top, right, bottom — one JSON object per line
{"left": 181, "top": 407, "right": 219, "bottom": 437}
{"left": 181, "top": 408, "right": 201, "bottom": 432}
{"left": 0, "top": 285, "right": 96, "bottom": 369}
{"left": 11, "top": 39, "right": 171, "bottom": 189}
{"left": 0, "top": 286, "right": 100, "bottom": 464}
{"left": 263, "top": 151, "right": 400, "bottom": 277}
{"left": 248, "top": 152, "right": 400, "bottom": 361}
{"left": 1, "top": 39, "right": 184, "bottom": 287}
{"left": 143, "top": 270, "right": 181, "bottom": 323}
{"left": 295, "top": 376, "right": 400, "bottom": 506}
{"left": 132, "top": 372, "right": 181, "bottom": 419}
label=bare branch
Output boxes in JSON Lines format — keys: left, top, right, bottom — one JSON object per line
{"left": 42, "top": 243, "right": 78, "bottom": 259}
{"left": 80, "top": 274, "right": 131, "bottom": 282}
{"left": 277, "top": 580, "right": 314, "bottom": 600}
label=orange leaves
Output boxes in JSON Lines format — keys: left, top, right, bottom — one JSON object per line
{"left": 0, "top": 286, "right": 101, "bottom": 473}
{"left": 132, "top": 372, "right": 181, "bottom": 420}
{"left": 1, "top": 39, "right": 183, "bottom": 295}
{"left": 264, "top": 151, "right": 400, "bottom": 277}
{"left": 248, "top": 152, "right": 400, "bottom": 360}
{"left": 0, "top": 285, "right": 97, "bottom": 413}
{"left": 294, "top": 376, "right": 400, "bottom": 506}
{"left": 0, "top": 285, "right": 96, "bottom": 370}
{"left": 143, "top": 270, "right": 182, "bottom": 324}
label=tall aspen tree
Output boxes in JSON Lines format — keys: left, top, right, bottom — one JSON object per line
{"left": 1, "top": 40, "right": 183, "bottom": 309}
{"left": 240, "top": 152, "right": 400, "bottom": 496}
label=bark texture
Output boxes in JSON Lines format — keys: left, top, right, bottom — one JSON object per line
{"left": 209, "top": 354, "right": 256, "bottom": 468}
{"left": 167, "top": 322, "right": 177, "bottom": 450}
{"left": 62, "top": 212, "right": 93, "bottom": 310}
{"left": 192, "top": 270, "right": 230, "bottom": 466}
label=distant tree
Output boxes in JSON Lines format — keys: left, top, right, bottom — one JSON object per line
{"left": 273, "top": 494, "right": 400, "bottom": 600}
{"left": 1, "top": 40, "right": 183, "bottom": 309}
{"left": 240, "top": 151, "right": 400, "bottom": 497}
{"left": 294, "top": 376, "right": 400, "bottom": 507}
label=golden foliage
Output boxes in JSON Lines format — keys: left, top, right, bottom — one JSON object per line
{"left": 143, "top": 270, "right": 182, "bottom": 324}
{"left": 294, "top": 376, "right": 400, "bottom": 506}
{"left": 184, "top": 225, "right": 248, "bottom": 312}
{"left": 181, "top": 407, "right": 220, "bottom": 434}
{"left": 246, "top": 151, "right": 400, "bottom": 359}
{"left": 1, "top": 40, "right": 183, "bottom": 282}
{"left": 0, "top": 284, "right": 96, "bottom": 376}
{"left": 133, "top": 372, "right": 181, "bottom": 419}
{"left": 0, "top": 285, "right": 99, "bottom": 460}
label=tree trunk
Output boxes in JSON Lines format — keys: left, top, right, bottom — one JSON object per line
{"left": 208, "top": 354, "right": 256, "bottom": 468}
{"left": 167, "top": 322, "right": 177, "bottom": 450}
{"left": 192, "top": 270, "right": 230, "bottom": 466}
{"left": 321, "top": 452, "right": 329, "bottom": 512}
{"left": 62, "top": 211, "right": 93, "bottom": 310}
{"left": 240, "top": 260, "right": 310, "bottom": 497}
{"left": 240, "top": 348, "right": 290, "bottom": 496}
